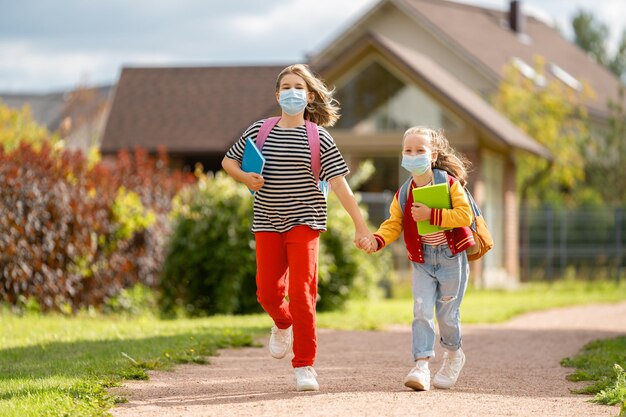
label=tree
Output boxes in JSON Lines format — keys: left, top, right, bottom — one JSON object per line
{"left": 572, "top": 10, "right": 626, "bottom": 79}
{"left": 491, "top": 57, "right": 593, "bottom": 208}
{"left": 0, "top": 101, "right": 56, "bottom": 151}
{"left": 572, "top": 11, "right": 626, "bottom": 203}
{"left": 585, "top": 85, "right": 626, "bottom": 204}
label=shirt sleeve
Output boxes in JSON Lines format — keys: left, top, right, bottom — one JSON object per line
{"left": 373, "top": 192, "right": 404, "bottom": 249}
{"left": 430, "top": 180, "right": 473, "bottom": 228}
{"left": 318, "top": 127, "right": 349, "bottom": 181}
{"left": 224, "top": 120, "right": 263, "bottom": 164}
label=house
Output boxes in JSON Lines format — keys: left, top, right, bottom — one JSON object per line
{"left": 0, "top": 85, "right": 113, "bottom": 153}
{"left": 100, "top": 66, "right": 284, "bottom": 170}
{"left": 100, "top": 0, "right": 624, "bottom": 287}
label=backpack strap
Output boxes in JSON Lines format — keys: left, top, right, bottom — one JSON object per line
{"left": 398, "top": 176, "right": 413, "bottom": 213}
{"left": 255, "top": 117, "right": 281, "bottom": 150}
{"left": 305, "top": 120, "right": 321, "bottom": 182}
{"left": 255, "top": 117, "right": 323, "bottom": 185}
{"left": 432, "top": 168, "right": 448, "bottom": 185}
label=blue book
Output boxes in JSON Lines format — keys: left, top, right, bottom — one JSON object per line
{"left": 241, "top": 137, "right": 265, "bottom": 194}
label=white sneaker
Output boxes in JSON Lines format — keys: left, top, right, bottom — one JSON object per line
{"left": 433, "top": 348, "right": 466, "bottom": 389}
{"left": 404, "top": 360, "right": 430, "bottom": 391}
{"left": 269, "top": 325, "right": 292, "bottom": 359}
{"left": 294, "top": 366, "right": 319, "bottom": 391}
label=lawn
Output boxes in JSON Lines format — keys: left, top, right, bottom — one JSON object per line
{"left": 319, "top": 279, "right": 626, "bottom": 329}
{"left": 562, "top": 336, "right": 626, "bottom": 416}
{"left": 1, "top": 279, "right": 625, "bottom": 416}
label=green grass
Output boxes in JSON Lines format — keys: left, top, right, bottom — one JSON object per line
{"left": 1, "top": 279, "right": 625, "bottom": 416}
{"left": 0, "top": 313, "right": 268, "bottom": 417}
{"left": 561, "top": 337, "right": 626, "bottom": 416}
{"left": 319, "top": 279, "right": 626, "bottom": 330}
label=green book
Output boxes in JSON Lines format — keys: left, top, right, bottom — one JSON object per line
{"left": 412, "top": 183, "right": 453, "bottom": 235}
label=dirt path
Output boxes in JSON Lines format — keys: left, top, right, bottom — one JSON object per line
{"left": 110, "top": 302, "right": 626, "bottom": 417}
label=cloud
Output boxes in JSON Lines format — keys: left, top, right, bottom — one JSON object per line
{"left": 0, "top": 0, "right": 623, "bottom": 91}
{"left": 0, "top": 40, "right": 174, "bottom": 91}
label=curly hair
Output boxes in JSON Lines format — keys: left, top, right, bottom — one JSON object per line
{"left": 275, "top": 64, "right": 341, "bottom": 127}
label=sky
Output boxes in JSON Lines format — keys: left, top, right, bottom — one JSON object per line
{"left": 1, "top": 0, "right": 625, "bottom": 93}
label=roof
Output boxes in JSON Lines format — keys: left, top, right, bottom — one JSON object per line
{"left": 397, "top": 0, "right": 622, "bottom": 116}
{"left": 100, "top": 66, "right": 284, "bottom": 154}
{"left": 0, "top": 85, "right": 113, "bottom": 133}
{"left": 327, "top": 32, "right": 551, "bottom": 158}
{"left": 0, "top": 92, "right": 66, "bottom": 130}
{"left": 313, "top": 0, "right": 623, "bottom": 118}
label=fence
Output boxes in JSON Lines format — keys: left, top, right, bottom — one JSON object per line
{"left": 359, "top": 193, "right": 625, "bottom": 282}
{"left": 520, "top": 206, "right": 625, "bottom": 282}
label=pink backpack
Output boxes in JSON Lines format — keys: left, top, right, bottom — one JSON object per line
{"left": 254, "top": 116, "right": 329, "bottom": 198}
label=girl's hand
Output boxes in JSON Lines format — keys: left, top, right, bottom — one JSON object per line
{"left": 411, "top": 203, "right": 431, "bottom": 222}
{"left": 354, "top": 228, "right": 374, "bottom": 252}
{"left": 244, "top": 173, "right": 264, "bottom": 191}
{"left": 358, "top": 236, "right": 376, "bottom": 254}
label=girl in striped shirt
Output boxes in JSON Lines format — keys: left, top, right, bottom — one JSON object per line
{"left": 222, "top": 64, "right": 373, "bottom": 392}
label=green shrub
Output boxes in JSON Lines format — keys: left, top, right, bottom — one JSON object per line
{"left": 160, "top": 172, "right": 393, "bottom": 316}
{"left": 160, "top": 172, "right": 259, "bottom": 316}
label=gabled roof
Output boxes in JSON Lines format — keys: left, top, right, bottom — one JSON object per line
{"left": 313, "top": 0, "right": 622, "bottom": 117}
{"left": 329, "top": 32, "right": 550, "bottom": 157}
{"left": 101, "top": 66, "right": 284, "bottom": 154}
{"left": 396, "top": 0, "right": 621, "bottom": 116}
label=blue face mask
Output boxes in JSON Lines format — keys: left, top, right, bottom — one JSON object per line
{"left": 279, "top": 88, "right": 308, "bottom": 115}
{"left": 401, "top": 154, "right": 431, "bottom": 175}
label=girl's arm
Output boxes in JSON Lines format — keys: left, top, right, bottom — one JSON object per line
{"left": 221, "top": 156, "right": 265, "bottom": 191}
{"left": 433, "top": 181, "right": 472, "bottom": 228}
{"left": 373, "top": 194, "right": 404, "bottom": 250}
{"left": 328, "top": 176, "right": 373, "bottom": 245}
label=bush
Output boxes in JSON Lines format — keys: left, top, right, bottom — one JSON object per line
{"left": 0, "top": 142, "right": 193, "bottom": 311}
{"left": 160, "top": 172, "right": 393, "bottom": 316}
{"left": 108, "top": 147, "right": 195, "bottom": 287}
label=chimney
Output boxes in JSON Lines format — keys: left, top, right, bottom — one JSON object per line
{"left": 509, "top": 1, "right": 525, "bottom": 34}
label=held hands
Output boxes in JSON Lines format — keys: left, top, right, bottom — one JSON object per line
{"left": 358, "top": 236, "right": 377, "bottom": 254}
{"left": 244, "top": 172, "right": 265, "bottom": 191}
{"left": 354, "top": 228, "right": 377, "bottom": 254}
{"left": 411, "top": 203, "right": 432, "bottom": 222}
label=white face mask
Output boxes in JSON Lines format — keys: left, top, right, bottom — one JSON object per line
{"left": 401, "top": 154, "right": 431, "bottom": 174}
{"left": 279, "top": 88, "right": 307, "bottom": 115}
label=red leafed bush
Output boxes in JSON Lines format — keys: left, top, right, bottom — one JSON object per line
{"left": 0, "top": 142, "right": 194, "bottom": 311}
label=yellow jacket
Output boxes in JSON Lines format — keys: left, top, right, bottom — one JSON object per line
{"left": 373, "top": 174, "right": 474, "bottom": 262}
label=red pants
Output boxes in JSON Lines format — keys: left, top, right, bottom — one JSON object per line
{"left": 255, "top": 225, "right": 320, "bottom": 368}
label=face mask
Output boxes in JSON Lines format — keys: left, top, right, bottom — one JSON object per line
{"left": 401, "top": 154, "right": 431, "bottom": 175}
{"left": 279, "top": 88, "right": 308, "bottom": 115}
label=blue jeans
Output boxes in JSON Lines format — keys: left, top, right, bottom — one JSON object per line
{"left": 410, "top": 244, "right": 469, "bottom": 359}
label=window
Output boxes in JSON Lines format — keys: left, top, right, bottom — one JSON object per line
{"left": 335, "top": 60, "right": 461, "bottom": 133}
{"left": 511, "top": 57, "right": 546, "bottom": 87}
{"left": 548, "top": 63, "right": 582, "bottom": 91}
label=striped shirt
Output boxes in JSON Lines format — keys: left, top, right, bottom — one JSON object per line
{"left": 421, "top": 231, "right": 448, "bottom": 246}
{"left": 225, "top": 120, "right": 349, "bottom": 233}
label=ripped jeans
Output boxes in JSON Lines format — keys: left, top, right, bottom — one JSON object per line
{"left": 410, "top": 244, "right": 469, "bottom": 359}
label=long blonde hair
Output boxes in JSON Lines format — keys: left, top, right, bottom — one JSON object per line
{"left": 275, "top": 64, "right": 340, "bottom": 127}
{"left": 403, "top": 126, "right": 471, "bottom": 186}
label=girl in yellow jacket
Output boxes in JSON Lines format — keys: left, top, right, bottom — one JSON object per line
{"left": 360, "top": 126, "right": 474, "bottom": 392}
